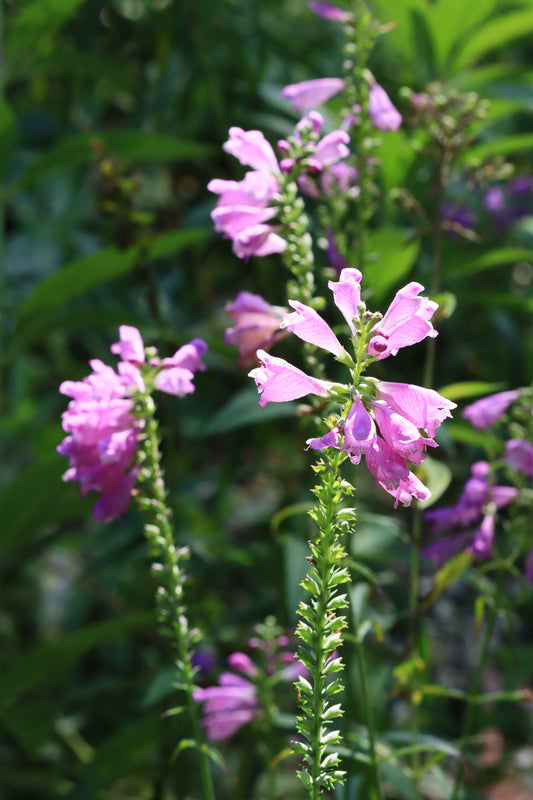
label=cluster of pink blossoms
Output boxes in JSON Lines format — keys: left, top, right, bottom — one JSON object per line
{"left": 194, "top": 640, "right": 305, "bottom": 741}
{"left": 249, "top": 268, "right": 456, "bottom": 507}
{"left": 57, "top": 326, "right": 207, "bottom": 521}
{"left": 208, "top": 114, "right": 350, "bottom": 259}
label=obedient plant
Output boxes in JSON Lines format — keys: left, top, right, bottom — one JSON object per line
{"left": 249, "top": 269, "right": 454, "bottom": 795}
{"left": 58, "top": 327, "right": 216, "bottom": 800}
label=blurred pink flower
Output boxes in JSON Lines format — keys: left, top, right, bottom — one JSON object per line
{"left": 368, "top": 83, "right": 402, "bottom": 131}
{"left": 368, "top": 283, "right": 438, "bottom": 359}
{"left": 225, "top": 291, "right": 286, "bottom": 367}
{"left": 282, "top": 77, "right": 345, "bottom": 113}
{"left": 308, "top": 1, "right": 351, "bottom": 22}
{"left": 504, "top": 438, "right": 533, "bottom": 479}
{"left": 462, "top": 389, "right": 523, "bottom": 429}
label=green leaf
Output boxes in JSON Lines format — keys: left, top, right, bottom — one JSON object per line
{"left": 6, "top": 0, "right": 87, "bottom": 62}
{"left": 0, "top": 615, "right": 150, "bottom": 708}
{"left": 204, "top": 386, "right": 298, "bottom": 434}
{"left": 12, "top": 131, "right": 215, "bottom": 190}
{"left": 444, "top": 421, "right": 501, "bottom": 449}
{"left": 437, "top": 380, "right": 506, "bottom": 401}
{"left": 420, "top": 552, "right": 473, "bottom": 610}
{"left": 466, "top": 133, "right": 533, "bottom": 161}
{"left": 425, "top": 0, "right": 497, "bottom": 76}
{"left": 416, "top": 456, "right": 452, "bottom": 509}
{"left": 365, "top": 227, "right": 421, "bottom": 301}
{"left": 379, "top": 130, "right": 416, "bottom": 197}
{"left": 0, "top": 97, "right": 17, "bottom": 177}
{"left": 452, "top": 8, "right": 533, "bottom": 73}
{"left": 447, "top": 248, "right": 533, "bottom": 279}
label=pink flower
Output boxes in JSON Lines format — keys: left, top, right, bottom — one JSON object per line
{"left": 223, "top": 127, "right": 279, "bottom": 173}
{"left": 462, "top": 389, "right": 523, "bottom": 429}
{"left": 281, "top": 299, "right": 347, "bottom": 358}
{"left": 282, "top": 78, "right": 345, "bottom": 113}
{"left": 249, "top": 350, "right": 332, "bottom": 407}
{"left": 58, "top": 329, "right": 207, "bottom": 519}
{"left": 368, "top": 83, "right": 402, "bottom": 132}
{"left": 193, "top": 672, "right": 259, "bottom": 741}
{"left": 375, "top": 381, "right": 456, "bottom": 438}
{"left": 225, "top": 291, "right": 286, "bottom": 367}
{"left": 368, "top": 282, "right": 438, "bottom": 360}
{"left": 308, "top": 1, "right": 351, "bottom": 22}
{"left": 504, "top": 438, "right": 533, "bottom": 478}
{"left": 525, "top": 548, "right": 533, "bottom": 584}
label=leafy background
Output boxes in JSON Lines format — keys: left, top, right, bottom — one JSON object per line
{"left": 2, "top": 0, "right": 533, "bottom": 797}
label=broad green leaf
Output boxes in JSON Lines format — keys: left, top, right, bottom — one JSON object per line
{"left": 466, "top": 132, "right": 533, "bottom": 161}
{"left": 365, "top": 227, "right": 421, "bottom": 300}
{"left": 437, "top": 380, "right": 506, "bottom": 401}
{"left": 419, "top": 552, "right": 473, "bottom": 611}
{"left": 416, "top": 456, "right": 452, "bottom": 509}
{"left": 452, "top": 9, "right": 533, "bottom": 73}
{"left": 447, "top": 248, "right": 533, "bottom": 279}
{"left": 6, "top": 0, "right": 87, "bottom": 61}
{"left": 0, "top": 615, "right": 150, "bottom": 708}
{"left": 444, "top": 421, "right": 500, "bottom": 449}
{"left": 0, "top": 97, "right": 17, "bottom": 177}
{"left": 204, "top": 386, "right": 298, "bottom": 434}
{"left": 378, "top": 129, "right": 416, "bottom": 197}
{"left": 12, "top": 131, "right": 214, "bottom": 190}
{"left": 425, "top": 0, "right": 497, "bottom": 76}
{"left": 350, "top": 512, "right": 403, "bottom": 561}
{"left": 283, "top": 533, "right": 310, "bottom": 623}
{"left": 0, "top": 455, "right": 93, "bottom": 560}
{"left": 17, "top": 246, "right": 139, "bottom": 319}
{"left": 17, "top": 228, "right": 207, "bottom": 321}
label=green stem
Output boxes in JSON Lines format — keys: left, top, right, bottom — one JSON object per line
{"left": 353, "top": 631, "right": 383, "bottom": 799}
{"left": 136, "top": 406, "right": 216, "bottom": 800}
{"left": 450, "top": 572, "right": 503, "bottom": 800}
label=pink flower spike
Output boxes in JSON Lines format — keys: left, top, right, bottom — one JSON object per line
{"left": 328, "top": 268, "right": 363, "bottom": 335}
{"left": 308, "top": 1, "right": 351, "bottom": 22}
{"left": 110, "top": 325, "right": 145, "bottom": 364}
{"left": 368, "top": 83, "right": 402, "bottom": 132}
{"left": 223, "top": 127, "right": 279, "bottom": 173}
{"left": 282, "top": 78, "right": 345, "bottom": 113}
{"left": 368, "top": 282, "right": 438, "bottom": 360}
{"left": 249, "top": 350, "right": 332, "bottom": 407}
{"left": 281, "top": 300, "right": 346, "bottom": 358}
{"left": 462, "top": 389, "right": 522, "bottom": 430}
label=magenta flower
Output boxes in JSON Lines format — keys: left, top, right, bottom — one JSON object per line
{"left": 210, "top": 119, "right": 350, "bottom": 258}
{"left": 225, "top": 291, "right": 286, "bottom": 367}
{"left": 368, "top": 283, "right": 438, "bottom": 360}
{"left": 368, "top": 83, "right": 402, "bottom": 132}
{"left": 193, "top": 672, "right": 259, "bottom": 741}
{"left": 58, "top": 327, "right": 207, "bottom": 521}
{"left": 504, "top": 439, "right": 533, "bottom": 479}
{"left": 525, "top": 548, "right": 533, "bottom": 584}
{"left": 422, "top": 461, "right": 518, "bottom": 566}
{"left": 250, "top": 269, "right": 453, "bottom": 507}
{"left": 250, "top": 350, "right": 333, "bottom": 407}
{"left": 308, "top": 1, "right": 351, "bottom": 22}
{"left": 462, "top": 389, "right": 523, "bottom": 429}
{"left": 282, "top": 78, "right": 345, "bottom": 113}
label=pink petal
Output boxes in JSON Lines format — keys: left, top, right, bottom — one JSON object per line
{"left": 281, "top": 300, "right": 345, "bottom": 357}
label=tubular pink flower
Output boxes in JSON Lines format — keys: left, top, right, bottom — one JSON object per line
{"left": 368, "top": 282, "right": 438, "bottom": 359}
{"left": 368, "top": 83, "right": 402, "bottom": 132}
{"left": 223, "top": 127, "right": 279, "bottom": 173}
{"left": 281, "top": 300, "right": 346, "bottom": 358}
{"left": 462, "top": 389, "right": 523, "bottom": 430}
{"left": 282, "top": 78, "right": 345, "bottom": 113}
{"left": 343, "top": 396, "right": 377, "bottom": 463}
{"left": 160, "top": 338, "right": 208, "bottom": 373}
{"left": 211, "top": 204, "right": 277, "bottom": 237}
{"left": 313, "top": 130, "right": 350, "bottom": 168}
{"left": 504, "top": 438, "right": 533, "bottom": 478}
{"left": 193, "top": 672, "right": 259, "bottom": 741}
{"left": 233, "top": 224, "right": 287, "bottom": 259}
{"left": 375, "top": 381, "right": 456, "bottom": 438}
{"left": 328, "top": 268, "right": 363, "bottom": 335}
{"left": 225, "top": 291, "right": 285, "bottom": 367}
{"left": 370, "top": 400, "right": 437, "bottom": 466}
{"left": 308, "top": 1, "right": 351, "bottom": 22}
{"left": 249, "top": 350, "right": 332, "bottom": 407}
{"left": 227, "top": 652, "right": 258, "bottom": 677}
{"left": 208, "top": 170, "right": 279, "bottom": 205}
{"left": 111, "top": 325, "right": 145, "bottom": 364}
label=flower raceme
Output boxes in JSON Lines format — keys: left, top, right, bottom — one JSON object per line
{"left": 57, "top": 326, "right": 207, "bottom": 521}
{"left": 208, "top": 116, "right": 350, "bottom": 259}
{"left": 249, "top": 269, "right": 455, "bottom": 507}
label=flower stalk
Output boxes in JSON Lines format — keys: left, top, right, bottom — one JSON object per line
{"left": 135, "top": 395, "right": 216, "bottom": 800}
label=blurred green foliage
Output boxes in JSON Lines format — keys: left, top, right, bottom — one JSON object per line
{"left": 1, "top": 0, "right": 533, "bottom": 797}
